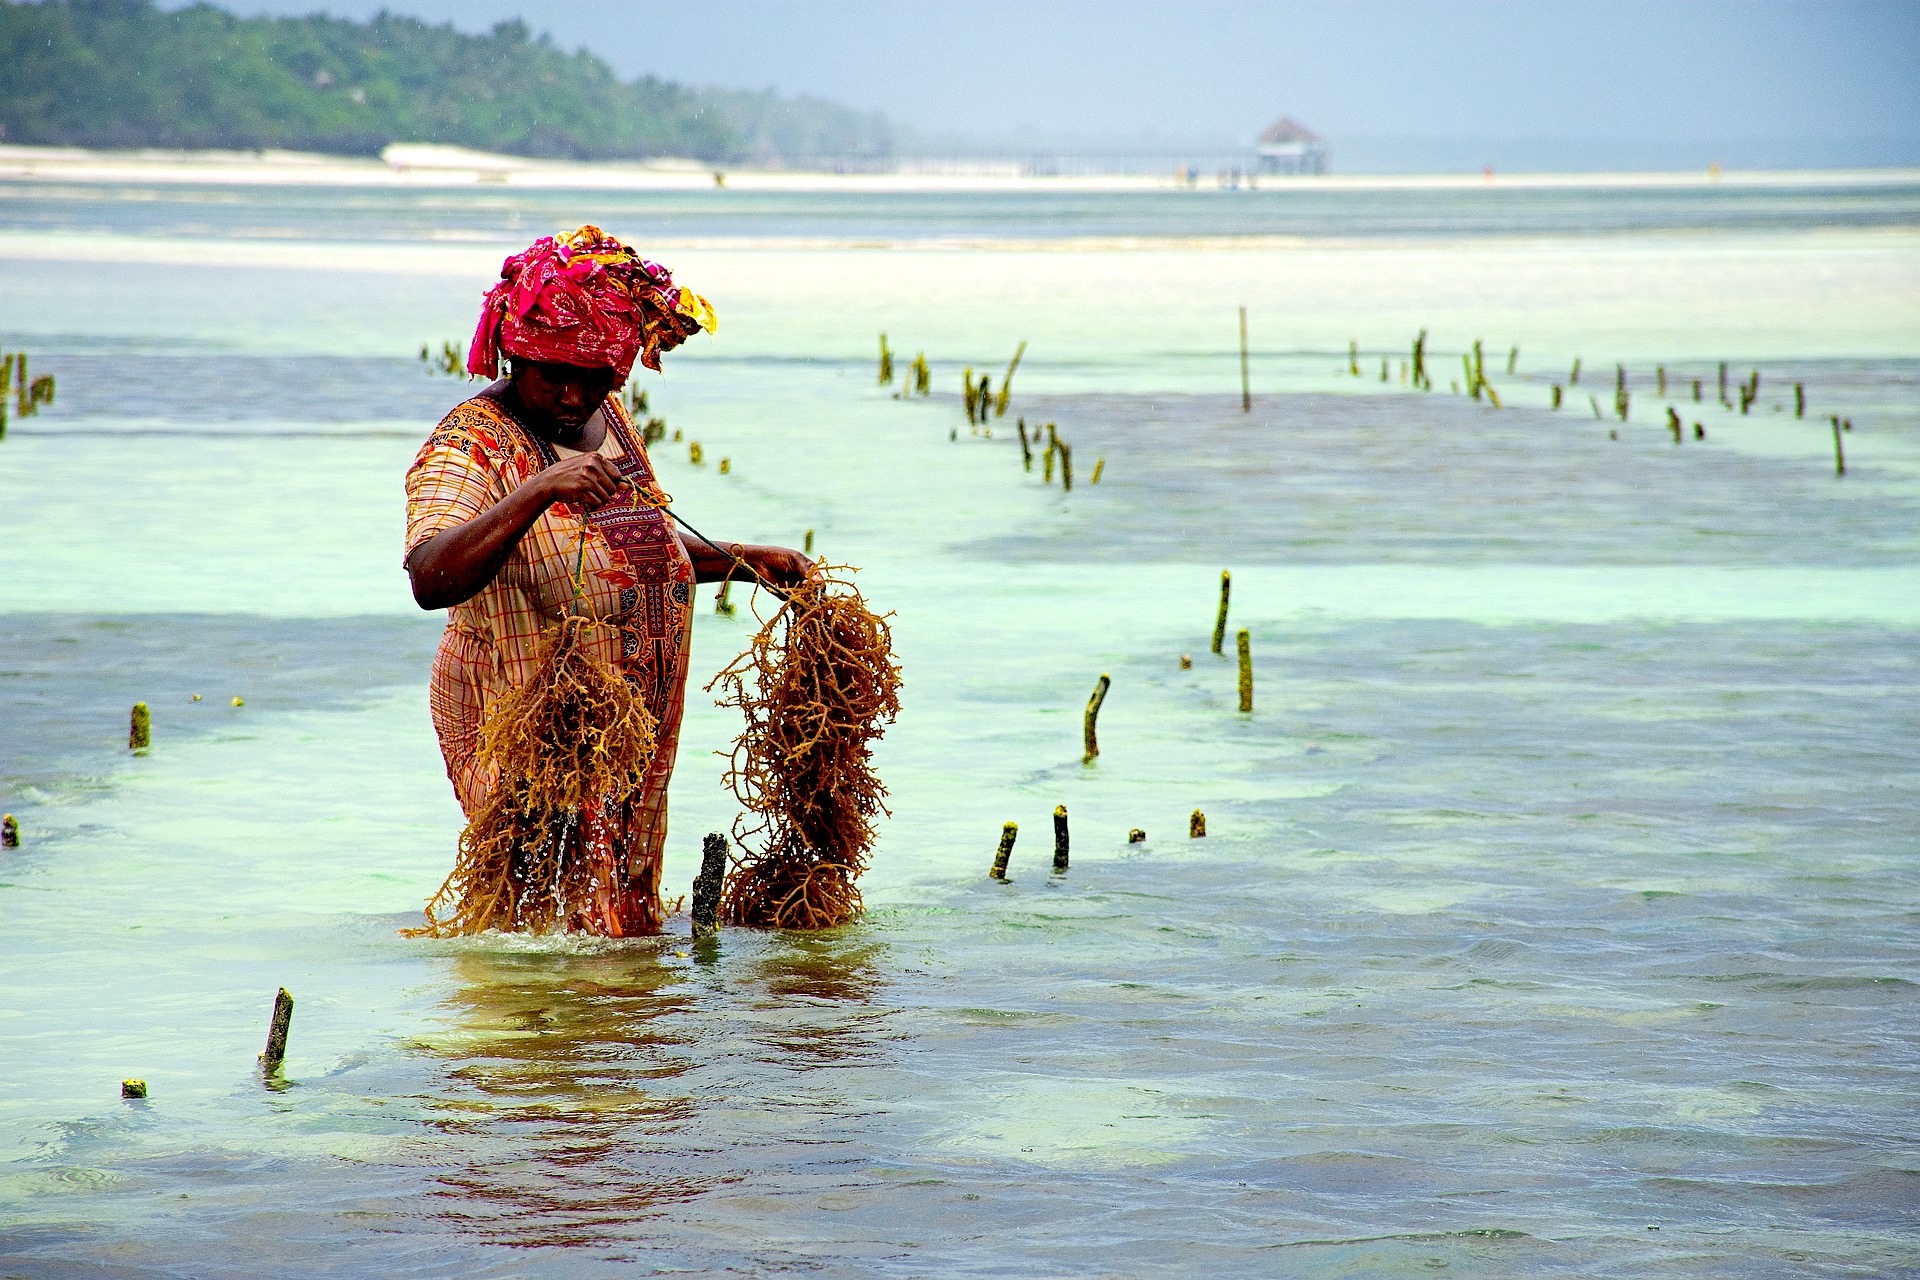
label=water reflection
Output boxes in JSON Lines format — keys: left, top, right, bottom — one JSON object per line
{"left": 410, "top": 930, "right": 891, "bottom": 1251}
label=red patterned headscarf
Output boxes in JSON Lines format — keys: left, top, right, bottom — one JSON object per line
{"left": 466, "top": 224, "right": 716, "bottom": 380}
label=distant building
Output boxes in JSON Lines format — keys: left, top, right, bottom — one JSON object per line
{"left": 1256, "top": 118, "right": 1328, "bottom": 175}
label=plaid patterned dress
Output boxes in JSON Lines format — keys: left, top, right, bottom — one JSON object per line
{"left": 404, "top": 394, "right": 694, "bottom": 934}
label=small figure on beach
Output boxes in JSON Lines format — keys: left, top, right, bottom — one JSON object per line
{"left": 403, "top": 225, "right": 810, "bottom": 935}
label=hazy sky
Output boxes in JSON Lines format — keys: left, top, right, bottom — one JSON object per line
{"left": 208, "top": 0, "right": 1920, "bottom": 168}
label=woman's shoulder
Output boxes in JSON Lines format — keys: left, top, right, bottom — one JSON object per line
{"left": 424, "top": 394, "right": 522, "bottom": 455}
{"left": 412, "top": 394, "right": 536, "bottom": 482}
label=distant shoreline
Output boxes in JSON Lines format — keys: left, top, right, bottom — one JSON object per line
{"left": 2, "top": 144, "right": 1915, "bottom": 194}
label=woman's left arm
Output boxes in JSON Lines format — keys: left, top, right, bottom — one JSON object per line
{"left": 678, "top": 534, "right": 812, "bottom": 588}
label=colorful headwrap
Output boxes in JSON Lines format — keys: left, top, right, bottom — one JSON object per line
{"left": 467, "top": 224, "right": 717, "bottom": 380}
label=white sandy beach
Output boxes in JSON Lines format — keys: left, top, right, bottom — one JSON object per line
{"left": 1, "top": 142, "right": 1915, "bottom": 193}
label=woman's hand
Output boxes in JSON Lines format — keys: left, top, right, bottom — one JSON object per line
{"left": 743, "top": 545, "right": 813, "bottom": 589}
{"left": 534, "top": 453, "right": 626, "bottom": 509}
{"left": 678, "top": 534, "right": 812, "bottom": 587}
{"left": 409, "top": 453, "right": 624, "bottom": 611}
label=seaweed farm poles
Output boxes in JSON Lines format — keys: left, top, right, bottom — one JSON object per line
{"left": 259, "top": 987, "right": 294, "bottom": 1076}
{"left": 1211, "top": 570, "right": 1231, "bottom": 655}
{"left": 1832, "top": 416, "right": 1847, "bottom": 477}
{"left": 995, "top": 341, "right": 1025, "bottom": 418}
{"left": 1236, "top": 630, "right": 1253, "bottom": 714}
{"left": 1053, "top": 805, "right": 1070, "bottom": 872}
{"left": 1083, "top": 674, "right": 1111, "bottom": 763}
{"left": 1412, "top": 329, "right": 1429, "bottom": 390}
{"left": 692, "top": 833, "right": 727, "bottom": 938}
{"left": 1240, "top": 307, "right": 1251, "bottom": 412}
{"left": 129, "top": 702, "right": 150, "bottom": 751}
{"left": 991, "top": 822, "right": 1017, "bottom": 880}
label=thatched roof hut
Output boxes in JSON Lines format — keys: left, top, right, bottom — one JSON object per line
{"left": 1256, "top": 117, "right": 1328, "bottom": 174}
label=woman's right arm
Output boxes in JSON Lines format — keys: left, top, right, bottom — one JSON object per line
{"left": 406, "top": 453, "right": 626, "bottom": 610}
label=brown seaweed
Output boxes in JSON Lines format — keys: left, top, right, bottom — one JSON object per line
{"left": 410, "top": 612, "right": 658, "bottom": 936}
{"left": 708, "top": 564, "right": 901, "bottom": 929}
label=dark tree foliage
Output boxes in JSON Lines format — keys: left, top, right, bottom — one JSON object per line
{"left": 0, "top": 0, "right": 892, "bottom": 163}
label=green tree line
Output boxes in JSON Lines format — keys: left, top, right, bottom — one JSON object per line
{"left": 0, "top": 0, "right": 893, "bottom": 163}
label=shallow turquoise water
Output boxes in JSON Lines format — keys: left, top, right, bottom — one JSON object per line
{"left": 1, "top": 185, "right": 1917, "bottom": 1277}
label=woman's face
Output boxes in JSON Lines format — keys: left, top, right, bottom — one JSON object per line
{"left": 512, "top": 358, "right": 624, "bottom": 438}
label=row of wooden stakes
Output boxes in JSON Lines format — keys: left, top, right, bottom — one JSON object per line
{"left": 987, "top": 806, "right": 1213, "bottom": 880}
{"left": 117, "top": 986, "right": 295, "bottom": 1101}
{"left": 1343, "top": 331, "right": 1858, "bottom": 475}
{"left": 1019, "top": 568, "right": 1254, "bottom": 875}
{"left": 0, "top": 349, "right": 57, "bottom": 436}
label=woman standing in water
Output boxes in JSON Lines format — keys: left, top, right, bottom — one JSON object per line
{"left": 404, "top": 225, "right": 808, "bottom": 935}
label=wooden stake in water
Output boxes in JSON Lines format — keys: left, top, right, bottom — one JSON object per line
{"left": 1589, "top": 395, "right": 1603, "bottom": 419}
{"left": 1552, "top": 384, "right": 1563, "bottom": 409}
{"left": 1379, "top": 357, "right": 1388, "bottom": 383}
{"left": 1017, "top": 418, "right": 1033, "bottom": 472}
{"left": 691, "top": 832, "right": 727, "bottom": 937}
{"left": 1236, "top": 629, "right": 1253, "bottom": 713}
{"left": 129, "top": 702, "right": 150, "bottom": 751}
{"left": 1570, "top": 357, "right": 1581, "bottom": 385}
{"left": 995, "top": 341, "right": 1025, "bottom": 417}
{"left": 259, "top": 987, "right": 294, "bottom": 1075}
{"left": 804, "top": 528, "right": 814, "bottom": 556}
{"left": 1463, "top": 353, "right": 1478, "bottom": 400}
{"left": 878, "top": 333, "right": 893, "bottom": 385}
{"left": 1239, "top": 308, "right": 1251, "bottom": 412}
{"left": 1083, "top": 674, "right": 1111, "bottom": 763}
{"left": 1795, "top": 382, "right": 1805, "bottom": 417}
{"left": 1718, "top": 362, "right": 1729, "bottom": 406}
{"left": 1211, "top": 570, "right": 1231, "bottom": 655}
{"left": 1693, "top": 379, "right": 1702, "bottom": 402}
{"left": 1657, "top": 366, "right": 1667, "bottom": 396}
{"left": 1412, "top": 329, "right": 1428, "bottom": 390}
{"left": 1507, "top": 346, "right": 1518, "bottom": 375}
{"left": 1832, "top": 416, "right": 1846, "bottom": 476}
{"left": 991, "top": 822, "right": 1017, "bottom": 880}
{"left": 1190, "top": 809, "right": 1207, "bottom": 838}
{"left": 1059, "top": 441, "right": 1074, "bottom": 492}
{"left": 1667, "top": 406, "right": 1682, "bottom": 444}
{"left": 1052, "top": 805, "right": 1069, "bottom": 872}
{"left": 1349, "top": 339, "right": 1360, "bottom": 377}
{"left": 1090, "top": 458, "right": 1105, "bottom": 484}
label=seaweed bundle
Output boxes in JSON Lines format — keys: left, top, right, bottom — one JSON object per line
{"left": 708, "top": 564, "right": 902, "bottom": 929}
{"left": 410, "top": 610, "right": 658, "bottom": 936}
